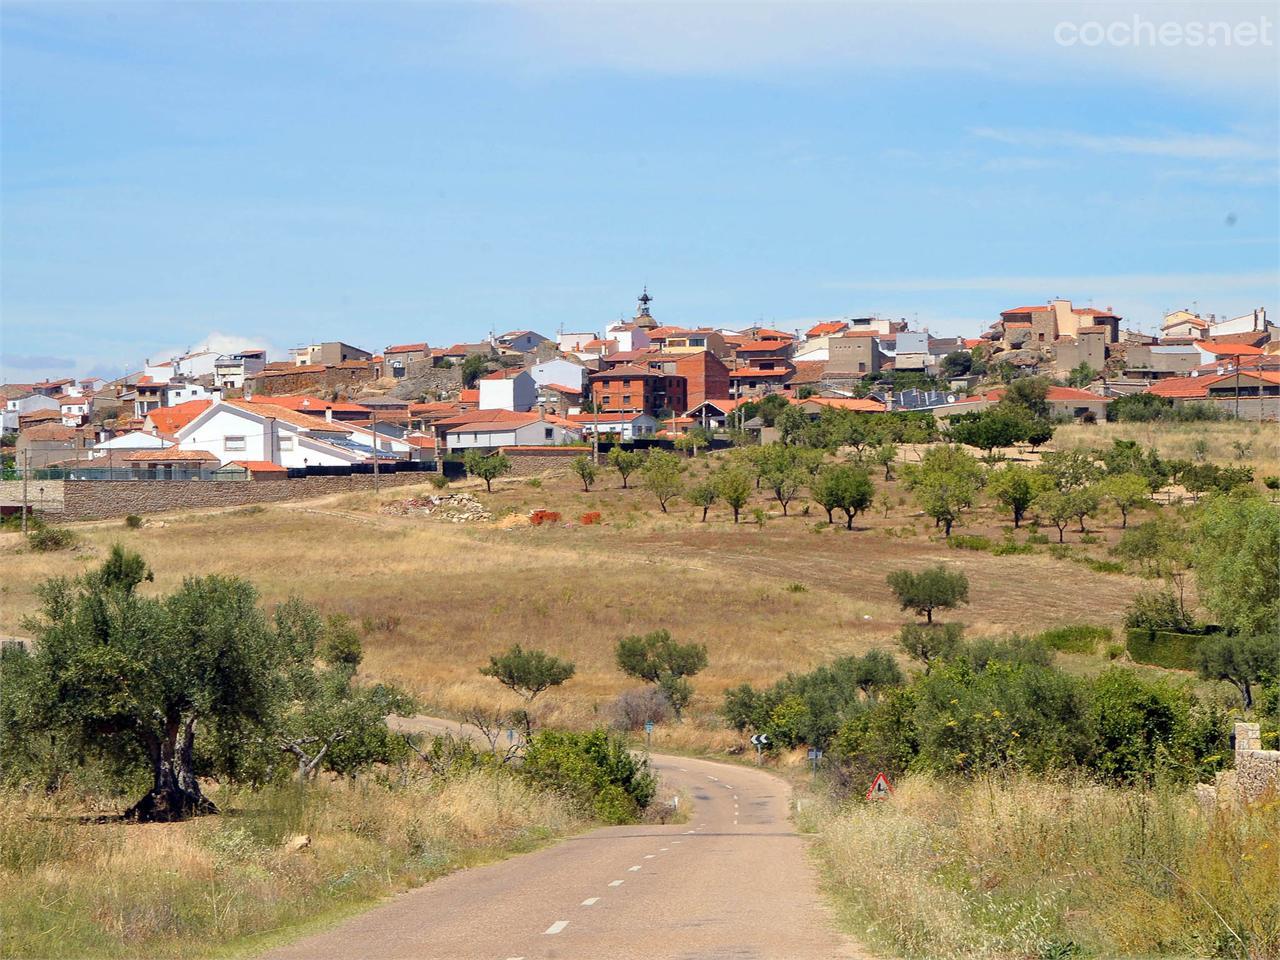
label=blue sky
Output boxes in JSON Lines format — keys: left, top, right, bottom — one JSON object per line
{"left": 3, "top": 1, "right": 1277, "bottom": 381}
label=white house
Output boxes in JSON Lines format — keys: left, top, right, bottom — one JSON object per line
{"left": 528, "top": 357, "right": 588, "bottom": 390}
{"left": 4, "top": 394, "right": 59, "bottom": 432}
{"left": 495, "top": 330, "right": 550, "bottom": 353}
{"left": 558, "top": 332, "right": 598, "bottom": 353}
{"left": 1208, "top": 308, "right": 1269, "bottom": 339}
{"left": 92, "top": 432, "right": 172, "bottom": 456}
{"left": 605, "top": 321, "right": 652, "bottom": 354}
{"left": 566, "top": 412, "right": 658, "bottom": 441}
{"left": 213, "top": 351, "right": 267, "bottom": 390}
{"left": 442, "top": 411, "right": 583, "bottom": 451}
{"left": 59, "top": 396, "right": 92, "bottom": 426}
{"left": 477, "top": 368, "right": 537, "bottom": 412}
{"left": 174, "top": 399, "right": 383, "bottom": 468}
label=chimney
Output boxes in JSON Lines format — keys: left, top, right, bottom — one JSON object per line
{"left": 325, "top": 407, "right": 333, "bottom": 423}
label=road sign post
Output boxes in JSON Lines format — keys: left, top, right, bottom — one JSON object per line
{"left": 807, "top": 747, "right": 823, "bottom": 775}
{"left": 644, "top": 720, "right": 654, "bottom": 750}
{"left": 750, "top": 733, "right": 770, "bottom": 764}
{"left": 866, "top": 772, "right": 894, "bottom": 801}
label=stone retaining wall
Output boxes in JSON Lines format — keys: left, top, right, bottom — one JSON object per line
{"left": 0, "top": 479, "right": 65, "bottom": 511}
{"left": 1197, "top": 723, "right": 1279, "bottom": 809}
{"left": 61, "top": 473, "right": 432, "bottom": 521}
{"left": 500, "top": 447, "right": 594, "bottom": 477}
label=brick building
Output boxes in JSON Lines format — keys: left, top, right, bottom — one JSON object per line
{"left": 589, "top": 365, "right": 684, "bottom": 416}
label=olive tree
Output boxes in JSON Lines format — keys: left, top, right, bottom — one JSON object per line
{"left": 616, "top": 629, "right": 708, "bottom": 721}
{"left": 641, "top": 450, "right": 684, "bottom": 513}
{"left": 479, "top": 644, "right": 576, "bottom": 702}
{"left": 607, "top": 446, "right": 645, "bottom": 488}
{"left": 463, "top": 450, "right": 512, "bottom": 493}
{"left": 886, "top": 565, "right": 970, "bottom": 624}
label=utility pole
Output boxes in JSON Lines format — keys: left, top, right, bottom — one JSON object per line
{"left": 371, "top": 411, "right": 380, "bottom": 490}
{"left": 21, "top": 450, "right": 30, "bottom": 534}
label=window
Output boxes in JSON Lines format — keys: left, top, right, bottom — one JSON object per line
{"left": 858, "top": 362, "right": 866, "bottom": 373}
{"left": 622, "top": 395, "right": 632, "bottom": 405}
{"left": 544, "top": 427, "right": 554, "bottom": 439}
{"left": 225, "top": 435, "right": 246, "bottom": 452}
{"left": 279, "top": 436, "right": 294, "bottom": 452}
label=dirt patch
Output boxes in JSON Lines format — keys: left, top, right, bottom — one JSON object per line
{"left": 379, "top": 494, "right": 493, "bottom": 523}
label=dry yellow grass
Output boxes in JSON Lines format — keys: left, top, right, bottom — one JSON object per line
{"left": 2, "top": 458, "right": 1152, "bottom": 738}
{"left": 1053, "top": 419, "right": 1280, "bottom": 477}
{"left": 804, "top": 774, "right": 1280, "bottom": 959}
{"left": 0, "top": 771, "right": 583, "bottom": 959}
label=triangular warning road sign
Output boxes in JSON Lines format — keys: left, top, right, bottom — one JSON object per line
{"left": 866, "top": 772, "right": 893, "bottom": 800}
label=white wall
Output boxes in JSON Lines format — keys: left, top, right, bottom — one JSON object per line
{"left": 446, "top": 419, "right": 581, "bottom": 450}
{"left": 529, "top": 358, "right": 587, "bottom": 389}
{"left": 478, "top": 371, "right": 536, "bottom": 411}
{"left": 94, "top": 433, "right": 171, "bottom": 454}
{"left": 558, "top": 332, "right": 597, "bottom": 353}
{"left": 178, "top": 407, "right": 355, "bottom": 467}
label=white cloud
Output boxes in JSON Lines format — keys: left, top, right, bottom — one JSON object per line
{"left": 149, "top": 330, "right": 278, "bottom": 363}
{"left": 499, "top": 1, "right": 1277, "bottom": 97}
{"left": 825, "top": 270, "right": 1279, "bottom": 295}
{"left": 971, "top": 126, "right": 1273, "bottom": 161}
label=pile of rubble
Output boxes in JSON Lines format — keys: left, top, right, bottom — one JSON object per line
{"left": 380, "top": 494, "right": 493, "bottom": 523}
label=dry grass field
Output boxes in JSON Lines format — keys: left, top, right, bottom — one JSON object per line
{"left": 1053, "top": 418, "right": 1280, "bottom": 478}
{"left": 2, "top": 443, "right": 1165, "bottom": 747}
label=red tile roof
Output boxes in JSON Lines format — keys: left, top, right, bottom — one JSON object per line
{"left": 146, "top": 399, "right": 213, "bottom": 435}
{"left": 544, "top": 383, "right": 583, "bottom": 395}
{"left": 459, "top": 389, "right": 480, "bottom": 404}
{"left": 1001, "top": 306, "right": 1048, "bottom": 315}
{"left": 222, "top": 399, "right": 353, "bottom": 433}
{"left": 798, "top": 397, "right": 887, "bottom": 412}
{"left": 251, "top": 395, "right": 372, "bottom": 414}
{"left": 728, "top": 368, "right": 791, "bottom": 379}
{"left": 806, "top": 320, "right": 849, "bottom": 338}
{"left": 227, "top": 460, "right": 288, "bottom": 473}
{"left": 1197, "top": 342, "right": 1263, "bottom": 356}
{"left": 1147, "top": 376, "right": 1216, "bottom": 399}
{"left": 124, "top": 448, "right": 219, "bottom": 462}
{"left": 19, "top": 423, "right": 77, "bottom": 441}
{"left": 736, "top": 340, "right": 792, "bottom": 352}
{"left": 385, "top": 342, "right": 429, "bottom": 354}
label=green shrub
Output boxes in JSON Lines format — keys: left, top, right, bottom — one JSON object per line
{"left": 992, "top": 541, "right": 1034, "bottom": 556}
{"left": 1124, "top": 588, "right": 1192, "bottom": 632}
{"left": 1047, "top": 543, "right": 1072, "bottom": 559}
{"left": 947, "top": 534, "right": 992, "bottom": 551}
{"left": 1105, "top": 643, "right": 1125, "bottom": 661}
{"left": 428, "top": 473, "right": 450, "bottom": 489}
{"left": 25, "top": 527, "right": 76, "bottom": 552}
{"left": 1125, "top": 628, "right": 1207, "bottom": 671}
{"left": 1079, "top": 558, "right": 1125, "bottom": 575}
{"left": 520, "top": 729, "right": 656, "bottom": 824}
{"left": 123, "top": 514, "right": 143, "bottom": 529}
{"left": 1025, "top": 532, "right": 1050, "bottom": 545}
{"left": 1038, "top": 624, "right": 1111, "bottom": 655}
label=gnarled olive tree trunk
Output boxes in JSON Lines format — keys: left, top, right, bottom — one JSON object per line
{"left": 124, "top": 714, "right": 216, "bottom": 822}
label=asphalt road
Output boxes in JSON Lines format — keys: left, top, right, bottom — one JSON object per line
{"left": 261, "top": 717, "right": 864, "bottom": 960}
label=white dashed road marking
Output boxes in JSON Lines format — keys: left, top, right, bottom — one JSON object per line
{"left": 581, "top": 897, "right": 599, "bottom": 907}
{"left": 545, "top": 921, "right": 569, "bottom": 935}
{"left": 644, "top": 854, "right": 655, "bottom": 859}
{"left": 628, "top": 865, "right": 641, "bottom": 872}
{"left": 609, "top": 880, "right": 624, "bottom": 887}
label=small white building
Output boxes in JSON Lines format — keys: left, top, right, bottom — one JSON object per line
{"left": 92, "top": 432, "right": 172, "bottom": 456}
{"left": 558, "top": 332, "right": 599, "bottom": 353}
{"left": 1208, "top": 308, "right": 1269, "bottom": 339}
{"left": 59, "top": 396, "right": 92, "bottom": 426}
{"left": 4, "top": 394, "right": 59, "bottom": 431}
{"left": 444, "top": 412, "right": 583, "bottom": 451}
{"left": 495, "top": 330, "right": 550, "bottom": 353}
{"left": 566, "top": 412, "right": 658, "bottom": 441}
{"left": 605, "top": 321, "right": 652, "bottom": 354}
{"left": 477, "top": 368, "right": 537, "bottom": 412}
{"left": 528, "top": 357, "right": 588, "bottom": 390}
{"left": 213, "top": 351, "right": 267, "bottom": 390}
